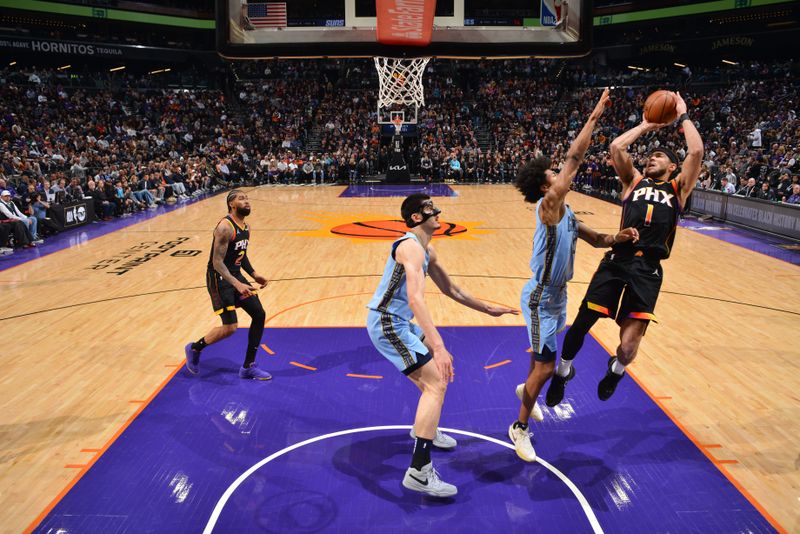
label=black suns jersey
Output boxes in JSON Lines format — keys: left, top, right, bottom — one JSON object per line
{"left": 208, "top": 215, "right": 249, "bottom": 274}
{"left": 613, "top": 176, "right": 681, "bottom": 260}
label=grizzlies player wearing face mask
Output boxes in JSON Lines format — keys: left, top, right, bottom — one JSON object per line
{"left": 366, "top": 193, "right": 518, "bottom": 498}
{"left": 509, "top": 88, "right": 640, "bottom": 463}
{"left": 547, "top": 91, "right": 704, "bottom": 405}
{"left": 184, "top": 190, "right": 273, "bottom": 380}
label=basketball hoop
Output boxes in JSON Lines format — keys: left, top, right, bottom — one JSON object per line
{"left": 374, "top": 56, "right": 430, "bottom": 124}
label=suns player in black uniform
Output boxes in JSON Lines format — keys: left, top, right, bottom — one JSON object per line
{"left": 546, "top": 92, "right": 703, "bottom": 404}
{"left": 184, "top": 190, "right": 272, "bottom": 380}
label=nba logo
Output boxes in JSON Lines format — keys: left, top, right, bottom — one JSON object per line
{"left": 540, "top": 0, "right": 563, "bottom": 27}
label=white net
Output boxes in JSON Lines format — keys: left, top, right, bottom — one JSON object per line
{"left": 374, "top": 57, "right": 431, "bottom": 124}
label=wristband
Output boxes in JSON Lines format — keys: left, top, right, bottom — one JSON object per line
{"left": 678, "top": 113, "right": 690, "bottom": 124}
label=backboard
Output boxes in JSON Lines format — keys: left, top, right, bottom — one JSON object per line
{"left": 217, "top": 0, "right": 591, "bottom": 59}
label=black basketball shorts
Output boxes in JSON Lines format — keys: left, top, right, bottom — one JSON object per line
{"left": 580, "top": 252, "right": 663, "bottom": 325}
{"left": 206, "top": 269, "right": 249, "bottom": 325}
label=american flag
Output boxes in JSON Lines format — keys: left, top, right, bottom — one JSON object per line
{"left": 247, "top": 3, "right": 287, "bottom": 28}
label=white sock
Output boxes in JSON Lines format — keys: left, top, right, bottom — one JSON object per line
{"left": 611, "top": 359, "right": 626, "bottom": 375}
{"left": 556, "top": 358, "right": 573, "bottom": 377}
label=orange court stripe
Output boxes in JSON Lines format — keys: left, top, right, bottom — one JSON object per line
{"left": 716, "top": 459, "right": 739, "bottom": 464}
{"left": 64, "top": 465, "right": 86, "bottom": 469}
{"left": 25, "top": 364, "right": 185, "bottom": 534}
{"left": 654, "top": 396, "right": 672, "bottom": 400}
{"left": 260, "top": 343, "right": 275, "bottom": 355}
{"left": 588, "top": 332, "right": 787, "bottom": 534}
{"left": 289, "top": 361, "right": 317, "bottom": 371}
{"left": 346, "top": 373, "right": 383, "bottom": 380}
{"left": 701, "top": 444, "right": 723, "bottom": 449}
{"left": 484, "top": 359, "right": 512, "bottom": 370}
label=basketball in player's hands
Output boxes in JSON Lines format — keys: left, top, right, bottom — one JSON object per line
{"left": 643, "top": 90, "right": 678, "bottom": 124}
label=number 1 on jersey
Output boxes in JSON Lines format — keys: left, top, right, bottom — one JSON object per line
{"left": 644, "top": 204, "right": 654, "bottom": 227}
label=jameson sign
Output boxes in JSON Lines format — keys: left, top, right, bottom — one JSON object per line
{"left": 0, "top": 37, "right": 123, "bottom": 56}
{"left": 711, "top": 36, "right": 755, "bottom": 50}
{"left": 638, "top": 43, "right": 676, "bottom": 55}
{"left": 636, "top": 33, "right": 768, "bottom": 57}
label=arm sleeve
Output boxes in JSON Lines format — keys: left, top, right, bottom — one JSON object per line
{"left": 240, "top": 254, "right": 255, "bottom": 276}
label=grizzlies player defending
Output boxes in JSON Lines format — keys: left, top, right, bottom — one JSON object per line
{"left": 546, "top": 92, "right": 703, "bottom": 405}
{"left": 184, "top": 190, "right": 272, "bottom": 380}
{"left": 509, "top": 88, "right": 639, "bottom": 461}
{"left": 367, "top": 193, "right": 517, "bottom": 498}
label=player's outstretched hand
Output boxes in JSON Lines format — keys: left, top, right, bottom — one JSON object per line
{"left": 253, "top": 274, "right": 269, "bottom": 288}
{"left": 485, "top": 304, "right": 520, "bottom": 317}
{"left": 615, "top": 227, "right": 640, "bottom": 244}
{"left": 675, "top": 91, "right": 688, "bottom": 115}
{"left": 589, "top": 87, "right": 611, "bottom": 121}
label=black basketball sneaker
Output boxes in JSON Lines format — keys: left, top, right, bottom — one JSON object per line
{"left": 545, "top": 366, "right": 575, "bottom": 407}
{"left": 598, "top": 357, "right": 625, "bottom": 401}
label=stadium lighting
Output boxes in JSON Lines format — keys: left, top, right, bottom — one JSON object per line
{"left": 673, "top": 63, "right": 686, "bottom": 68}
{"left": 109, "top": 66, "right": 126, "bottom": 72}
{"left": 9, "top": 61, "right": 16, "bottom": 66}
{"left": 148, "top": 68, "right": 172, "bottom": 75}
{"left": 722, "top": 59, "right": 738, "bottom": 65}
{"left": 57, "top": 64, "right": 71, "bottom": 70}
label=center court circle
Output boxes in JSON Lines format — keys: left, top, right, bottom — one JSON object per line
{"left": 203, "top": 425, "right": 604, "bottom": 534}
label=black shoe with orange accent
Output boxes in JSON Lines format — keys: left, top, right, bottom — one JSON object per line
{"left": 598, "top": 357, "right": 625, "bottom": 401}
{"left": 545, "top": 366, "right": 575, "bottom": 407}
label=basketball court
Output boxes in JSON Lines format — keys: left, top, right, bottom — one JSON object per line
{"left": 3, "top": 184, "right": 797, "bottom": 533}
{"left": 1, "top": 0, "right": 798, "bottom": 532}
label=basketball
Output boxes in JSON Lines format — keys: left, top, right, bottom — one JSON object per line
{"left": 643, "top": 90, "right": 678, "bottom": 124}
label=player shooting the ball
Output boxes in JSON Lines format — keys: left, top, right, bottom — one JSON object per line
{"left": 546, "top": 90, "right": 704, "bottom": 406}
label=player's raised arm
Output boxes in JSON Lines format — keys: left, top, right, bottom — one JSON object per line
{"left": 609, "top": 118, "right": 665, "bottom": 187}
{"left": 544, "top": 88, "right": 611, "bottom": 205}
{"left": 673, "top": 92, "right": 704, "bottom": 204}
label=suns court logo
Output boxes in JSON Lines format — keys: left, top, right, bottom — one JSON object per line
{"left": 332, "top": 219, "right": 467, "bottom": 239}
{"left": 293, "top": 212, "right": 488, "bottom": 241}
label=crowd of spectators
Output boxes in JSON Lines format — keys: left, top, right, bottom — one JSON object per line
{"left": 1, "top": 57, "right": 798, "bottom": 253}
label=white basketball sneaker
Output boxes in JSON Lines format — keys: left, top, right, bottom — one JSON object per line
{"left": 409, "top": 428, "right": 457, "bottom": 449}
{"left": 402, "top": 463, "right": 458, "bottom": 497}
{"left": 515, "top": 384, "right": 544, "bottom": 422}
{"left": 508, "top": 422, "right": 537, "bottom": 462}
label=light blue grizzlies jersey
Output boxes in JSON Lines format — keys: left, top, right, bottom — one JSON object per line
{"left": 367, "top": 232, "right": 429, "bottom": 320}
{"left": 529, "top": 201, "right": 578, "bottom": 287}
